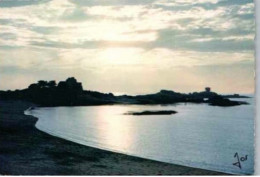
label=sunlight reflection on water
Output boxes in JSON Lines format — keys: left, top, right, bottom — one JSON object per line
{"left": 25, "top": 98, "right": 254, "bottom": 175}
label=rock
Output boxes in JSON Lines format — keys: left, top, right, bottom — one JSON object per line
{"left": 125, "top": 110, "right": 177, "bottom": 116}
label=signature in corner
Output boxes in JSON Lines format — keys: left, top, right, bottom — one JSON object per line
{"left": 233, "top": 152, "right": 248, "bottom": 169}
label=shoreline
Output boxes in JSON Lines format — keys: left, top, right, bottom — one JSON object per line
{"left": 0, "top": 100, "right": 228, "bottom": 175}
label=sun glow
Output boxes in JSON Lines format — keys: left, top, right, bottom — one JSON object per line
{"left": 95, "top": 106, "right": 134, "bottom": 151}
{"left": 99, "top": 47, "right": 144, "bottom": 65}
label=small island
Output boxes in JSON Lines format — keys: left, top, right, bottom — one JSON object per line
{"left": 207, "top": 95, "right": 248, "bottom": 107}
{"left": 125, "top": 110, "right": 177, "bottom": 116}
{"left": 223, "top": 94, "right": 251, "bottom": 99}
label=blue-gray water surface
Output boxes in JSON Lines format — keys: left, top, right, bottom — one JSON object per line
{"left": 25, "top": 98, "right": 254, "bottom": 174}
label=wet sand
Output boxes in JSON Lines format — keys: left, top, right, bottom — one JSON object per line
{"left": 0, "top": 100, "right": 228, "bottom": 175}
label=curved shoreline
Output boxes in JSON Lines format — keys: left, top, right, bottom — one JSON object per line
{"left": 0, "top": 100, "right": 228, "bottom": 175}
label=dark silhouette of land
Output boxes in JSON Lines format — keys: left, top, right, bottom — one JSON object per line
{"left": 125, "top": 110, "right": 177, "bottom": 116}
{"left": 0, "top": 77, "right": 249, "bottom": 107}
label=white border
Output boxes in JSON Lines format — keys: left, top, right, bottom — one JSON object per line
{"left": 255, "top": 0, "right": 259, "bottom": 175}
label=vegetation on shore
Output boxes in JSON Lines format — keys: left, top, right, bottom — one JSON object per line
{"left": 0, "top": 77, "right": 248, "bottom": 107}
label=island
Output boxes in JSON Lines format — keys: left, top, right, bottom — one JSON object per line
{"left": 125, "top": 110, "right": 177, "bottom": 116}
{"left": 0, "top": 77, "right": 249, "bottom": 107}
{"left": 223, "top": 94, "right": 251, "bottom": 98}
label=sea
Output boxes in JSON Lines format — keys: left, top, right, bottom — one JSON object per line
{"left": 25, "top": 97, "right": 254, "bottom": 175}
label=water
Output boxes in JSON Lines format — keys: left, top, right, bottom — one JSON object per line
{"left": 25, "top": 98, "right": 254, "bottom": 174}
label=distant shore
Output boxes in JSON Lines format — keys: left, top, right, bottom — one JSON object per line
{"left": 0, "top": 100, "right": 228, "bottom": 175}
{"left": 0, "top": 77, "right": 248, "bottom": 107}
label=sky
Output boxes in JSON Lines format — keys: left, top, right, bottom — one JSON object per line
{"left": 0, "top": 0, "right": 255, "bottom": 95}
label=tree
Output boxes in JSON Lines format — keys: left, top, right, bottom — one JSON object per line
{"left": 37, "top": 80, "right": 48, "bottom": 88}
{"left": 65, "top": 77, "right": 83, "bottom": 92}
{"left": 57, "top": 81, "right": 67, "bottom": 90}
{"left": 48, "top": 80, "right": 56, "bottom": 88}
{"left": 28, "top": 83, "right": 39, "bottom": 90}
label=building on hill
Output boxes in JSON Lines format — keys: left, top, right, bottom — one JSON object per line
{"left": 205, "top": 87, "right": 211, "bottom": 93}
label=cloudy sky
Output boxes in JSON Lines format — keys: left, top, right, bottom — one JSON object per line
{"left": 0, "top": 0, "right": 255, "bottom": 94}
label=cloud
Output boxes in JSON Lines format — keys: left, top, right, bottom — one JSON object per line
{"left": 69, "top": 0, "right": 158, "bottom": 6}
{"left": 31, "top": 26, "right": 61, "bottom": 34}
{"left": 0, "top": 47, "right": 57, "bottom": 69}
{"left": 0, "top": 0, "right": 51, "bottom": 8}
{"left": 0, "top": 0, "right": 254, "bottom": 51}
{"left": 0, "top": 0, "right": 255, "bottom": 93}
{"left": 0, "top": 32, "right": 17, "bottom": 40}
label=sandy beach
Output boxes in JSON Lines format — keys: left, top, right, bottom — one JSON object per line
{"left": 0, "top": 100, "right": 227, "bottom": 175}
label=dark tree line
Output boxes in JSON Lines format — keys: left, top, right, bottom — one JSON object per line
{"left": 0, "top": 77, "right": 87, "bottom": 106}
{"left": 26, "top": 77, "right": 84, "bottom": 106}
{"left": 0, "top": 77, "right": 248, "bottom": 107}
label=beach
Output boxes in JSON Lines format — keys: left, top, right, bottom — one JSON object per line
{"left": 0, "top": 100, "right": 227, "bottom": 175}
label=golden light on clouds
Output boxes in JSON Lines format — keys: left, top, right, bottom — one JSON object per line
{"left": 0, "top": 0, "right": 255, "bottom": 94}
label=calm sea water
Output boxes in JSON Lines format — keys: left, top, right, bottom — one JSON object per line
{"left": 25, "top": 98, "right": 254, "bottom": 174}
